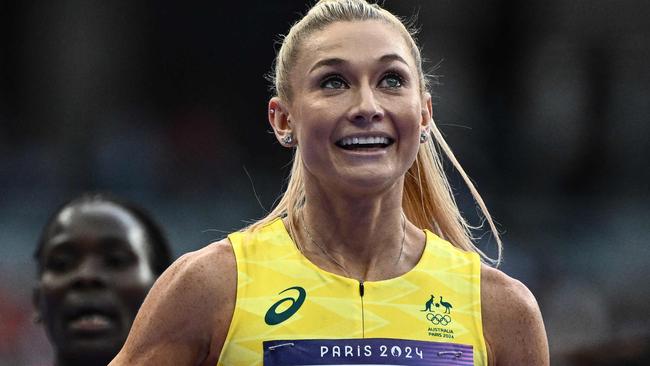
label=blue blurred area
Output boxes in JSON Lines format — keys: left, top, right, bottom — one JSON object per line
{"left": 1, "top": 1, "right": 649, "bottom": 364}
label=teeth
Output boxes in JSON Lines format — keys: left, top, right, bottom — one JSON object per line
{"left": 68, "top": 313, "right": 112, "bottom": 330}
{"left": 71, "top": 312, "right": 111, "bottom": 322}
{"left": 339, "top": 136, "right": 390, "bottom": 146}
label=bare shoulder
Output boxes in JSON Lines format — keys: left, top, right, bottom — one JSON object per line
{"left": 481, "top": 264, "right": 549, "bottom": 366}
{"left": 110, "top": 238, "right": 236, "bottom": 366}
{"left": 165, "top": 238, "right": 237, "bottom": 297}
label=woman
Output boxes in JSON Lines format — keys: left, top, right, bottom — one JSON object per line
{"left": 111, "top": 1, "right": 549, "bottom": 365}
{"left": 33, "top": 193, "right": 173, "bottom": 366}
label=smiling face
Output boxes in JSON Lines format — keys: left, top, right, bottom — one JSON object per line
{"left": 274, "top": 20, "right": 431, "bottom": 194}
{"left": 35, "top": 201, "right": 156, "bottom": 365}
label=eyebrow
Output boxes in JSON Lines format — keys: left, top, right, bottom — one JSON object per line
{"left": 41, "top": 240, "right": 76, "bottom": 261}
{"left": 46, "top": 240, "right": 74, "bottom": 253}
{"left": 308, "top": 53, "right": 410, "bottom": 73}
{"left": 378, "top": 53, "right": 410, "bottom": 66}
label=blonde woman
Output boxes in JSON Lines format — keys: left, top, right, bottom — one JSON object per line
{"left": 110, "top": 1, "right": 548, "bottom": 365}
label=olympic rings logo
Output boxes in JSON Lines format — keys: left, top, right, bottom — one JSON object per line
{"left": 426, "top": 313, "right": 452, "bottom": 326}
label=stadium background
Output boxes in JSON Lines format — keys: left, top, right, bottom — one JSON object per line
{"left": 1, "top": 1, "right": 649, "bottom": 364}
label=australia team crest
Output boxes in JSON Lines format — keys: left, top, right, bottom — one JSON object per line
{"left": 420, "top": 293, "right": 455, "bottom": 340}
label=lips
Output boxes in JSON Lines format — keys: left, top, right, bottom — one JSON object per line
{"left": 64, "top": 303, "right": 119, "bottom": 334}
{"left": 68, "top": 313, "right": 113, "bottom": 331}
{"left": 335, "top": 135, "right": 394, "bottom": 150}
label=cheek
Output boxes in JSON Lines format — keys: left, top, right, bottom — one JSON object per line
{"left": 300, "top": 123, "right": 331, "bottom": 149}
{"left": 299, "top": 126, "right": 337, "bottom": 176}
{"left": 38, "top": 276, "right": 67, "bottom": 311}
{"left": 113, "top": 266, "right": 156, "bottom": 312}
{"left": 401, "top": 98, "right": 424, "bottom": 124}
{"left": 37, "top": 278, "right": 70, "bottom": 343}
{"left": 113, "top": 244, "right": 157, "bottom": 308}
{"left": 393, "top": 117, "right": 420, "bottom": 145}
{"left": 394, "top": 102, "right": 424, "bottom": 159}
{"left": 295, "top": 102, "right": 335, "bottom": 141}
{"left": 295, "top": 104, "right": 339, "bottom": 165}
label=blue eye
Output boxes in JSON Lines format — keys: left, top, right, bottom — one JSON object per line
{"left": 321, "top": 76, "right": 348, "bottom": 89}
{"left": 379, "top": 73, "right": 403, "bottom": 88}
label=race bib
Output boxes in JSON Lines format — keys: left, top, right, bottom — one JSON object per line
{"left": 263, "top": 338, "right": 473, "bottom": 365}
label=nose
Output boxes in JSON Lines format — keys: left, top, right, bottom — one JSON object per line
{"left": 70, "top": 256, "right": 106, "bottom": 289}
{"left": 348, "top": 84, "right": 384, "bottom": 124}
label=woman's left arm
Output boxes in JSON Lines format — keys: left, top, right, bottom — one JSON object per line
{"left": 481, "top": 265, "right": 550, "bottom": 366}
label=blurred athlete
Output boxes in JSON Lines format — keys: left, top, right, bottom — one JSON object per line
{"left": 33, "top": 193, "right": 172, "bottom": 366}
{"left": 111, "top": 1, "right": 549, "bottom": 365}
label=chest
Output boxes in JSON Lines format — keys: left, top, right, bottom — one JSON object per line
{"left": 221, "top": 272, "right": 485, "bottom": 365}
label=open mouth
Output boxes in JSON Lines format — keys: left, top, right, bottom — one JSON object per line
{"left": 65, "top": 305, "right": 118, "bottom": 334}
{"left": 335, "top": 136, "right": 394, "bottom": 150}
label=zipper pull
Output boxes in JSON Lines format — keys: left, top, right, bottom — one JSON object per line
{"left": 359, "top": 281, "right": 365, "bottom": 297}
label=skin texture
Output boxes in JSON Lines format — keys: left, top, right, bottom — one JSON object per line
{"left": 34, "top": 201, "right": 158, "bottom": 366}
{"left": 481, "top": 266, "right": 550, "bottom": 365}
{"left": 269, "top": 20, "right": 431, "bottom": 281}
{"left": 110, "top": 20, "right": 549, "bottom": 366}
{"left": 281, "top": 22, "right": 427, "bottom": 198}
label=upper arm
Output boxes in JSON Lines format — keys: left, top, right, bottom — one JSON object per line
{"left": 109, "top": 239, "right": 237, "bottom": 366}
{"left": 481, "top": 265, "right": 550, "bottom": 366}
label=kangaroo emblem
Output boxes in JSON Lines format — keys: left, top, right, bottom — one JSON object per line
{"left": 439, "top": 296, "right": 453, "bottom": 314}
{"left": 421, "top": 294, "right": 435, "bottom": 312}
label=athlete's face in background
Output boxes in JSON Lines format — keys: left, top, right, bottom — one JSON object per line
{"left": 286, "top": 20, "right": 430, "bottom": 193}
{"left": 34, "top": 201, "right": 156, "bottom": 365}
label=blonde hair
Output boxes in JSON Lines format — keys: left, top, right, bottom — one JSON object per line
{"left": 248, "top": 0, "right": 502, "bottom": 266}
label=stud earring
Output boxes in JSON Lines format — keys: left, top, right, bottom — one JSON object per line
{"left": 269, "top": 108, "right": 275, "bottom": 115}
{"left": 33, "top": 313, "right": 42, "bottom": 324}
{"left": 419, "top": 130, "right": 429, "bottom": 143}
{"left": 282, "top": 133, "right": 293, "bottom": 145}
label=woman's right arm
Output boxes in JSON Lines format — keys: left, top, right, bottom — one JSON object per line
{"left": 109, "top": 239, "right": 237, "bottom": 366}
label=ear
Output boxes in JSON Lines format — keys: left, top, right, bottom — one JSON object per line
{"left": 420, "top": 92, "right": 433, "bottom": 131}
{"left": 268, "top": 97, "right": 295, "bottom": 147}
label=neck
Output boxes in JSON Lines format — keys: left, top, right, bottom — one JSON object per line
{"left": 297, "top": 179, "right": 424, "bottom": 281}
{"left": 55, "top": 351, "right": 114, "bottom": 366}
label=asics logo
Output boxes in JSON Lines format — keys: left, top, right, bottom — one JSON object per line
{"left": 264, "top": 286, "right": 306, "bottom": 325}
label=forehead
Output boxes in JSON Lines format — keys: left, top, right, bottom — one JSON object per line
{"left": 44, "top": 201, "right": 148, "bottom": 252}
{"left": 298, "top": 20, "right": 415, "bottom": 70}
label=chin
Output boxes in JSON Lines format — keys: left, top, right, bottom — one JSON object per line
{"left": 337, "top": 171, "right": 403, "bottom": 195}
{"left": 54, "top": 327, "right": 126, "bottom": 364}
{"left": 58, "top": 343, "right": 120, "bottom": 366}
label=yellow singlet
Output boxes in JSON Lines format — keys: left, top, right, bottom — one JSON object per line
{"left": 219, "top": 218, "right": 487, "bottom": 366}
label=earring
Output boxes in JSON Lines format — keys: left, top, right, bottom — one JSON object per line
{"left": 269, "top": 108, "right": 275, "bottom": 115}
{"left": 419, "top": 130, "right": 429, "bottom": 143}
{"left": 282, "top": 133, "right": 293, "bottom": 145}
{"left": 33, "top": 313, "right": 42, "bottom": 324}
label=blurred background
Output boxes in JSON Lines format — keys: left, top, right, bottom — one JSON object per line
{"left": 1, "top": 0, "right": 648, "bottom": 365}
